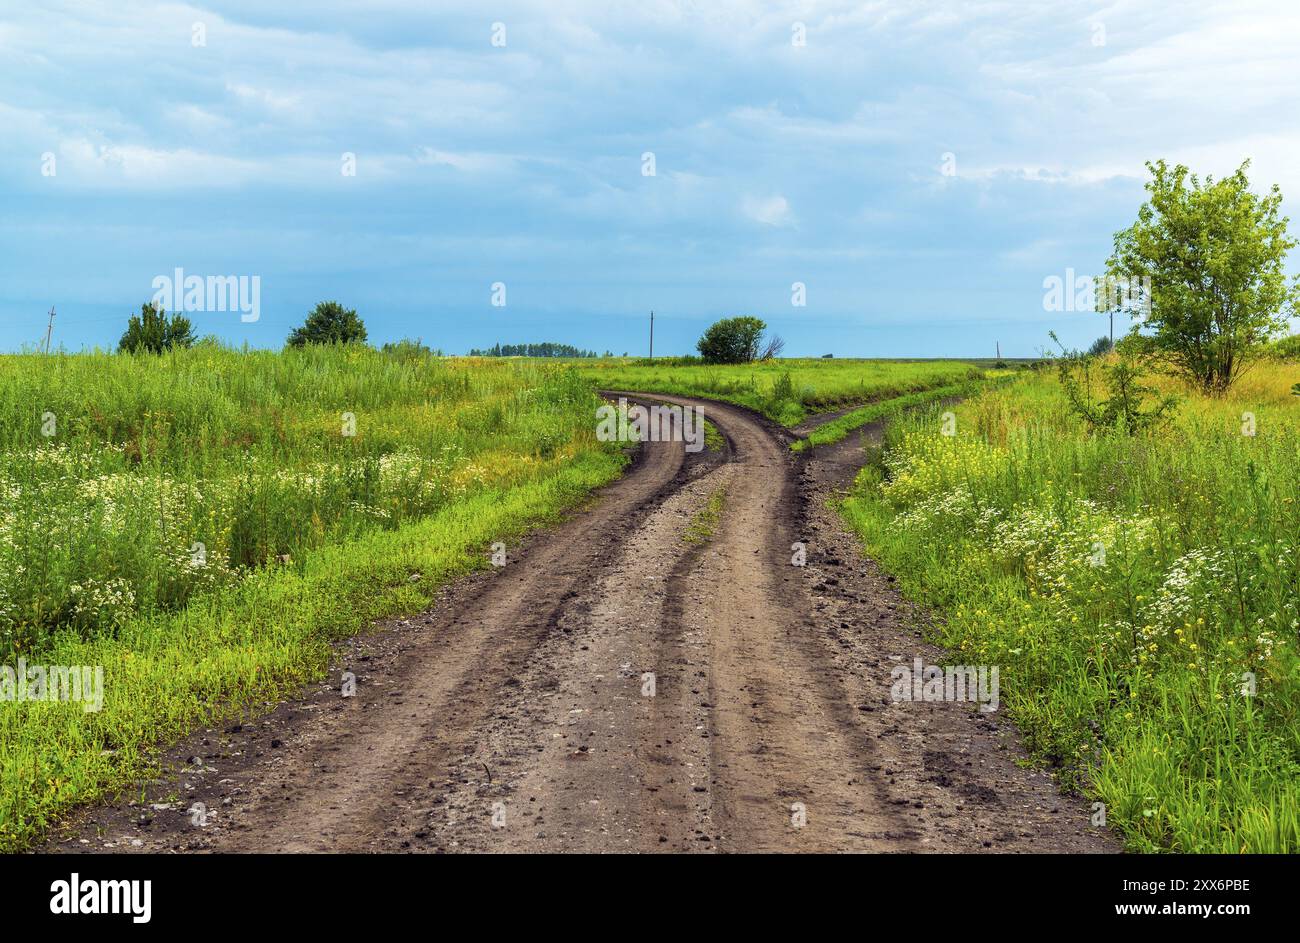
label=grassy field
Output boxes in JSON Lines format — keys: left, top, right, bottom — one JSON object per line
{"left": 20, "top": 344, "right": 1285, "bottom": 854}
{"left": 840, "top": 360, "right": 1300, "bottom": 852}
{"left": 0, "top": 346, "right": 625, "bottom": 850}
{"left": 571, "top": 357, "right": 982, "bottom": 425}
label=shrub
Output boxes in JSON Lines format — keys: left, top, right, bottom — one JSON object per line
{"left": 697, "top": 317, "right": 767, "bottom": 364}
{"left": 117, "top": 303, "right": 195, "bottom": 354}
{"left": 287, "top": 301, "right": 367, "bottom": 347}
{"left": 1268, "top": 334, "right": 1300, "bottom": 361}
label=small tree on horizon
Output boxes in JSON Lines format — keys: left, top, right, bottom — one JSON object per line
{"left": 697, "top": 316, "right": 768, "bottom": 364}
{"left": 118, "top": 302, "right": 195, "bottom": 354}
{"left": 287, "top": 301, "right": 367, "bottom": 347}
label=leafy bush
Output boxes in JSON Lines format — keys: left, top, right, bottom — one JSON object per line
{"left": 697, "top": 316, "right": 767, "bottom": 364}
{"left": 1105, "top": 160, "right": 1299, "bottom": 394}
{"left": 287, "top": 301, "right": 367, "bottom": 347}
{"left": 117, "top": 303, "right": 195, "bottom": 354}
{"left": 382, "top": 338, "right": 442, "bottom": 360}
{"left": 1268, "top": 334, "right": 1300, "bottom": 361}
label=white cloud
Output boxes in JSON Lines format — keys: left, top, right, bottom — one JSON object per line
{"left": 742, "top": 193, "right": 793, "bottom": 226}
{"left": 225, "top": 82, "right": 302, "bottom": 113}
{"left": 412, "top": 148, "right": 516, "bottom": 174}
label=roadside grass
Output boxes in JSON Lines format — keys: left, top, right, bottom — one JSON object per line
{"left": 571, "top": 357, "right": 982, "bottom": 426}
{"left": 839, "top": 360, "right": 1300, "bottom": 852}
{"left": 683, "top": 487, "right": 727, "bottom": 544}
{"left": 0, "top": 345, "right": 624, "bottom": 850}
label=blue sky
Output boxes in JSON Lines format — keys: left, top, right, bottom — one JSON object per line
{"left": 3, "top": 0, "right": 1299, "bottom": 356}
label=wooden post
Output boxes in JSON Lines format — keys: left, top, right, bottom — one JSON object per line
{"left": 44, "top": 306, "right": 55, "bottom": 353}
{"left": 649, "top": 310, "right": 654, "bottom": 360}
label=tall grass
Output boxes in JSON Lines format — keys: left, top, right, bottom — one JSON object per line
{"left": 0, "top": 346, "right": 602, "bottom": 657}
{"left": 840, "top": 361, "right": 1300, "bottom": 852}
{"left": 0, "top": 345, "right": 624, "bottom": 849}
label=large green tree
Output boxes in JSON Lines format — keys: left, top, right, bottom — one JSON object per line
{"left": 287, "top": 301, "right": 367, "bottom": 347}
{"left": 1105, "top": 159, "right": 1299, "bottom": 394}
{"left": 118, "top": 302, "right": 195, "bottom": 354}
{"left": 697, "top": 316, "right": 767, "bottom": 364}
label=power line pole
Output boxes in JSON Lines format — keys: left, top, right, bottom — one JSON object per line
{"left": 996, "top": 340, "right": 1001, "bottom": 360}
{"left": 649, "top": 310, "right": 654, "bottom": 360}
{"left": 44, "top": 306, "right": 55, "bottom": 353}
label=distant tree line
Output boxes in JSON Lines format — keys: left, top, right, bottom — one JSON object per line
{"left": 469, "top": 342, "right": 603, "bottom": 358}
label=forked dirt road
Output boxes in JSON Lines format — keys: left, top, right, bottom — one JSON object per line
{"left": 48, "top": 394, "right": 1116, "bottom": 853}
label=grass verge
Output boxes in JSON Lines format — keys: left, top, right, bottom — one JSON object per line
{"left": 838, "top": 362, "right": 1300, "bottom": 852}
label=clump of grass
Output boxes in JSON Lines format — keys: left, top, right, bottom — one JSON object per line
{"left": 839, "top": 362, "right": 1300, "bottom": 852}
{"left": 683, "top": 487, "right": 727, "bottom": 544}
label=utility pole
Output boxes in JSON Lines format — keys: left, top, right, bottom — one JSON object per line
{"left": 996, "top": 340, "right": 1001, "bottom": 360}
{"left": 44, "top": 306, "right": 55, "bottom": 353}
{"left": 649, "top": 310, "right": 654, "bottom": 360}
{"left": 1109, "top": 310, "right": 1114, "bottom": 347}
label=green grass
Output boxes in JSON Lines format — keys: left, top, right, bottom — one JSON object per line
{"left": 703, "top": 420, "right": 724, "bottom": 453}
{"left": 839, "top": 362, "right": 1300, "bottom": 852}
{"left": 0, "top": 345, "right": 624, "bottom": 850}
{"left": 791, "top": 376, "right": 994, "bottom": 452}
{"left": 683, "top": 486, "right": 727, "bottom": 544}
{"left": 571, "top": 357, "right": 982, "bottom": 426}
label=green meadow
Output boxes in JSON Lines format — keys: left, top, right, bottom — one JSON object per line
{"left": 0, "top": 345, "right": 625, "bottom": 850}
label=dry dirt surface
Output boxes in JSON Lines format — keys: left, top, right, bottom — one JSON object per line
{"left": 45, "top": 393, "right": 1119, "bottom": 854}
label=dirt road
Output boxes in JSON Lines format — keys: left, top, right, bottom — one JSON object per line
{"left": 47, "top": 394, "right": 1116, "bottom": 853}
